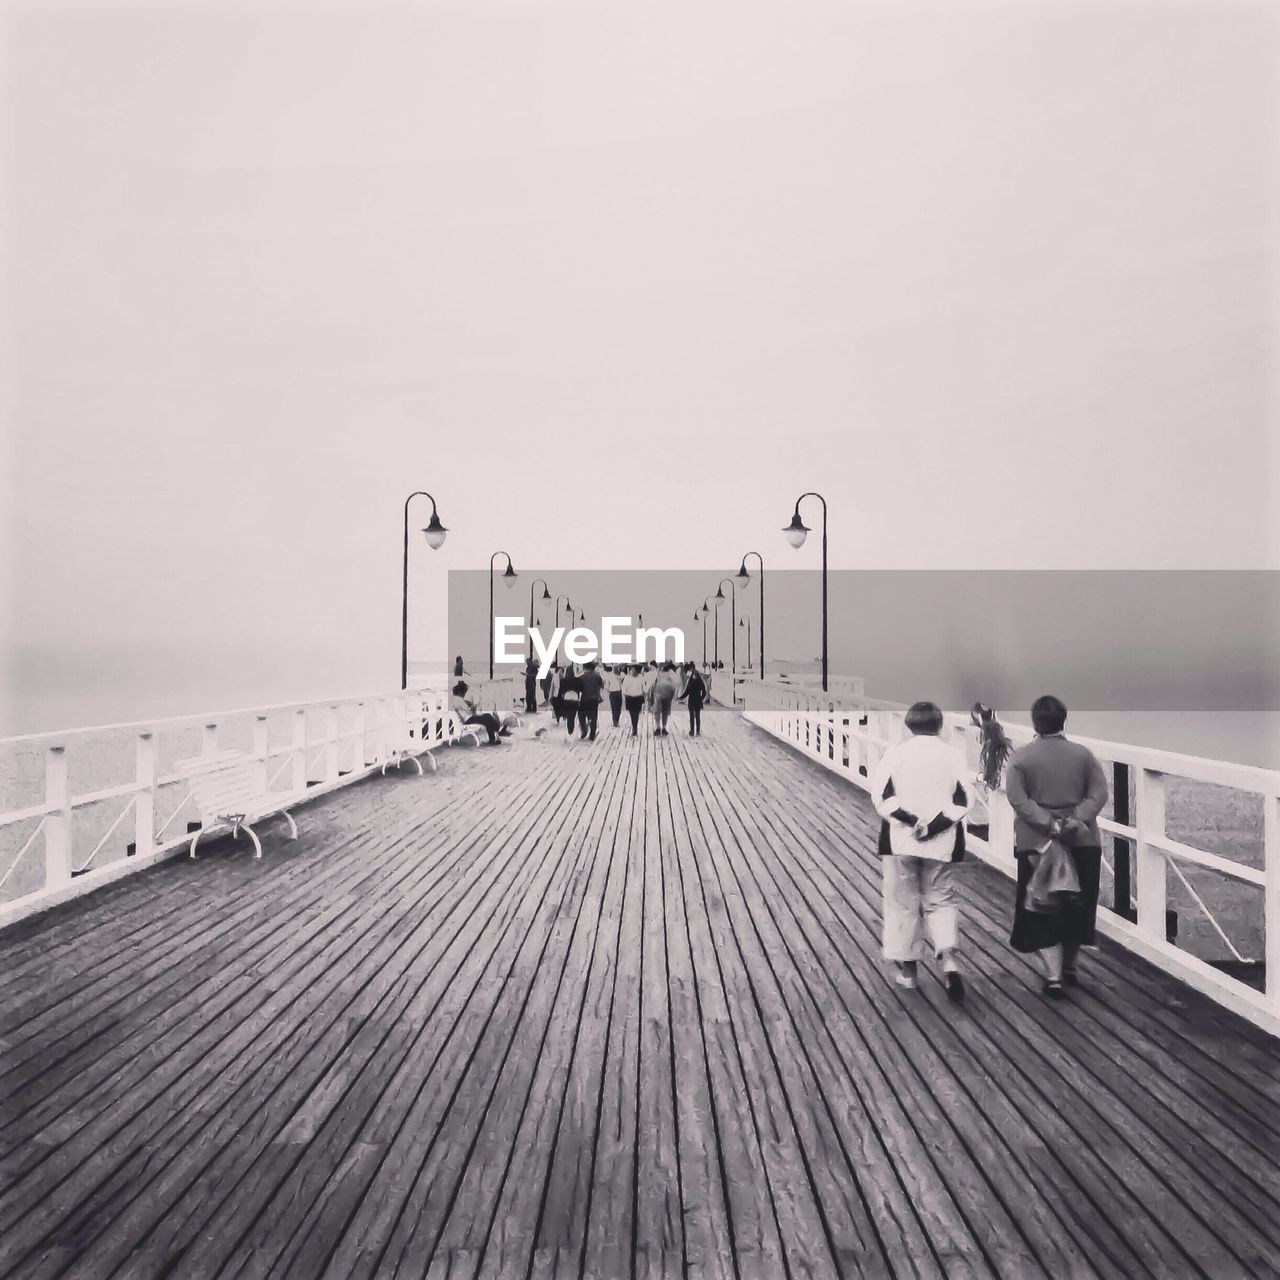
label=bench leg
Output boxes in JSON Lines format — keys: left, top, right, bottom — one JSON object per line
{"left": 424, "top": 753, "right": 437, "bottom": 774}
{"left": 281, "top": 810, "right": 298, "bottom": 840}
{"left": 409, "top": 755, "right": 424, "bottom": 776}
{"left": 242, "top": 822, "right": 263, "bottom": 859}
{"left": 190, "top": 828, "right": 203, "bottom": 859}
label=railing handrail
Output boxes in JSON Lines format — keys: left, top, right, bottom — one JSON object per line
{"left": 733, "top": 675, "right": 1280, "bottom": 793}
{"left": 0, "top": 684, "right": 450, "bottom": 748}
{"left": 0, "top": 676, "right": 523, "bottom": 929}
{"left": 732, "top": 672, "right": 1280, "bottom": 1039}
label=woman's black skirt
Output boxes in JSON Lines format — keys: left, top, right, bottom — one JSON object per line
{"left": 1010, "top": 845, "right": 1102, "bottom": 953}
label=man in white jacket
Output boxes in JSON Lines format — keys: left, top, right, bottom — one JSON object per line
{"left": 870, "top": 700, "right": 970, "bottom": 1000}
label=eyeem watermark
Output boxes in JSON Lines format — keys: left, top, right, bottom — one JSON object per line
{"left": 495, "top": 617, "right": 685, "bottom": 677}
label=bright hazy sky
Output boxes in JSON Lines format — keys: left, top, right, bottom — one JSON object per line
{"left": 1, "top": 0, "right": 1277, "bottom": 727}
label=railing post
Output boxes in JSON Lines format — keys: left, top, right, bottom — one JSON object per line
{"left": 291, "top": 709, "right": 307, "bottom": 792}
{"left": 324, "top": 706, "right": 340, "bottom": 783}
{"left": 354, "top": 702, "right": 368, "bottom": 769}
{"left": 1136, "top": 767, "right": 1169, "bottom": 943}
{"left": 44, "top": 745, "right": 71, "bottom": 889}
{"left": 252, "top": 715, "right": 269, "bottom": 794}
{"left": 1112, "top": 761, "right": 1133, "bottom": 917}
{"left": 987, "top": 786, "right": 1017, "bottom": 871}
{"left": 134, "top": 732, "right": 156, "bottom": 854}
{"left": 1264, "top": 789, "right": 1279, "bottom": 1011}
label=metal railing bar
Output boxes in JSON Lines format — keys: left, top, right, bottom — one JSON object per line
{"left": 74, "top": 797, "right": 137, "bottom": 875}
{"left": 0, "top": 818, "right": 46, "bottom": 892}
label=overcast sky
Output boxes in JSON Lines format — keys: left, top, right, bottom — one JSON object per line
{"left": 1, "top": 0, "right": 1276, "bottom": 729}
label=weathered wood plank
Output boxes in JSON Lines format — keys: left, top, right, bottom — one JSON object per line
{"left": 0, "top": 706, "right": 1275, "bottom": 1280}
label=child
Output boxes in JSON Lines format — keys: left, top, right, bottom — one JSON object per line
{"left": 870, "top": 701, "right": 970, "bottom": 1000}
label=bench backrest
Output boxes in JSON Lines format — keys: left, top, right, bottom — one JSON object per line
{"left": 176, "top": 751, "right": 263, "bottom": 821}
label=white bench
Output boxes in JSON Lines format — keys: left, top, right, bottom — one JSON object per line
{"left": 176, "top": 750, "right": 298, "bottom": 860}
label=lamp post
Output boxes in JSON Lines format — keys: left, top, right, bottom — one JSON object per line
{"left": 782, "top": 492, "right": 828, "bottom": 692}
{"left": 489, "top": 551, "right": 518, "bottom": 679}
{"left": 698, "top": 599, "right": 712, "bottom": 665}
{"left": 551, "top": 595, "right": 572, "bottom": 667}
{"left": 739, "top": 615, "right": 752, "bottom": 671}
{"left": 712, "top": 579, "right": 736, "bottom": 674}
{"left": 528, "top": 579, "right": 552, "bottom": 658}
{"left": 735, "top": 552, "right": 765, "bottom": 679}
{"left": 401, "top": 491, "right": 448, "bottom": 690}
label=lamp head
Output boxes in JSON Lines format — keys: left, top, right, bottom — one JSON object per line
{"left": 502, "top": 562, "right": 518, "bottom": 588}
{"left": 783, "top": 512, "right": 810, "bottom": 549}
{"left": 540, "top": 585, "right": 552, "bottom": 601}
{"left": 421, "top": 513, "right": 448, "bottom": 550}
{"left": 736, "top": 563, "right": 751, "bottom": 587}
{"left": 714, "top": 585, "right": 726, "bottom": 601}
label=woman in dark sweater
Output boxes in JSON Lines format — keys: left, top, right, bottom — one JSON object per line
{"left": 559, "top": 666, "right": 583, "bottom": 737}
{"left": 1005, "top": 694, "right": 1109, "bottom": 999}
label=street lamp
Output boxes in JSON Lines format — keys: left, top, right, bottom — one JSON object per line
{"left": 736, "top": 552, "right": 765, "bottom": 679}
{"left": 782, "top": 492, "right": 828, "bottom": 692}
{"left": 698, "top": 599, "right": 711, "bottom": 665}
{"left": 528, "top": 578, "right": 552, "bottom": 658}
{"left": 489, "top": 551, "right": 518, "bottom": 678}
{"left": 401, "top": 491, "right": 448, "bottom": 690}
{"left": 712, "top": 579, "right": 736, "bottom": 674}
{"left": 739, "top": 615, "right": 752, "bottom": 671}
{"left": 552, "top": 595, "right": 572, "bottom": 667}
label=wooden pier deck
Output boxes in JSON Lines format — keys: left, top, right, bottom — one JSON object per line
{"left": 0, "top": 706, "right": 1277, "bottom": 1279}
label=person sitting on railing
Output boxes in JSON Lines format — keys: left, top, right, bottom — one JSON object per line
{"left": 450, "top": 682, "right": 504, "bottom": 746}
{"left": 1005, "top": 694, "right": 1108, "bottom": 999}
{"left": 871, "top": 700, "right": 970, "bottom": 1001}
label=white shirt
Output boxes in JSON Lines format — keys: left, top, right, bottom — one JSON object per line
{"left": 604, "top": 669, "right": 623, "bottom": 693}
{"left": 622, "top": 673, "right": 645, "bottom": 697}
{"left": 870, "top": 734, "right": 970, "bottom": 860}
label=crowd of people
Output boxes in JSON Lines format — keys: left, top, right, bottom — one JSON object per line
{"left": 530, "top": 658, "right": 716, "bottom": 740}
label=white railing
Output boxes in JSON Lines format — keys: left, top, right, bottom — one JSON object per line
{"left": 733, "top": 675, "right": 1280, "bottom": 1039}
{"left": 0, "top": 676, "right": 521, "bottom": 929}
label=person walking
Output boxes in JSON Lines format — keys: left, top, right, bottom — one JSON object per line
{"left": 549, "top": 662, "right": 564, "bottom": 724}
{"left": 559, "top": 664, "right": 583, "bottom": 737}
{"left": 523, "top": 655, "right": 539, "bottom": 713}
{"left": 578, "top": 661, "right": 605, "bottom": 741}
{"left": 604, "top": 664, "right": 624, "bottom": 728}
{"left": 651, "top": 663, "right": 678, "bottom": 737}
{"left": 540, "top": 662, "right": 555, "bottom": 708}
{"left": 622, "top": 665, "right": 646, "bottom": 736}
{"left": 871, "top": 700, "right": 970, "bottom": 1000}
{"left": 679, "top": 662, "right": 709, "bottom": 737}
{"left": 1005, "top": 694, "right": 1108, "bottom": 1000}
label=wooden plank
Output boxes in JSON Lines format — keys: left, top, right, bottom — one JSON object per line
{"left": 426, "top": 732, "right": 634, "bottom": 1276}
{"left": 178, "top": 746, "right": 601, "bottom": 1279}
{"left": 516, "top": 731, "right": 648, "bottom": 1280}
{"left": 0, "top": 782, "right": 519, "bottom": 1273}
{"left": 729, "top": 722, "right": 1274, "bottom": 1277}
{"left": 641, "top": 725, "right": 735, "bottom": 1280}
{"left": 658, "top": 731, "right": 799, "bottom": 1280}
{"left": 52, "top": 752, "right": 574, "bottom": 1278}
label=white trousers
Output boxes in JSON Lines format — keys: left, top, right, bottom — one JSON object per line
{"left": 882, "top": 856, "right": 960, "bottom": 962}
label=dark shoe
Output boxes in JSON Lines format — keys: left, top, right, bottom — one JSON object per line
{"left": 1043, "top": 980, "right": 1066, "bottom": 1001}
{"left": 1062, "top": 968, "right": 1081, "bottom": 988}
{"left": 945, "top": 971, "right": 965, "bottom": 1003}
